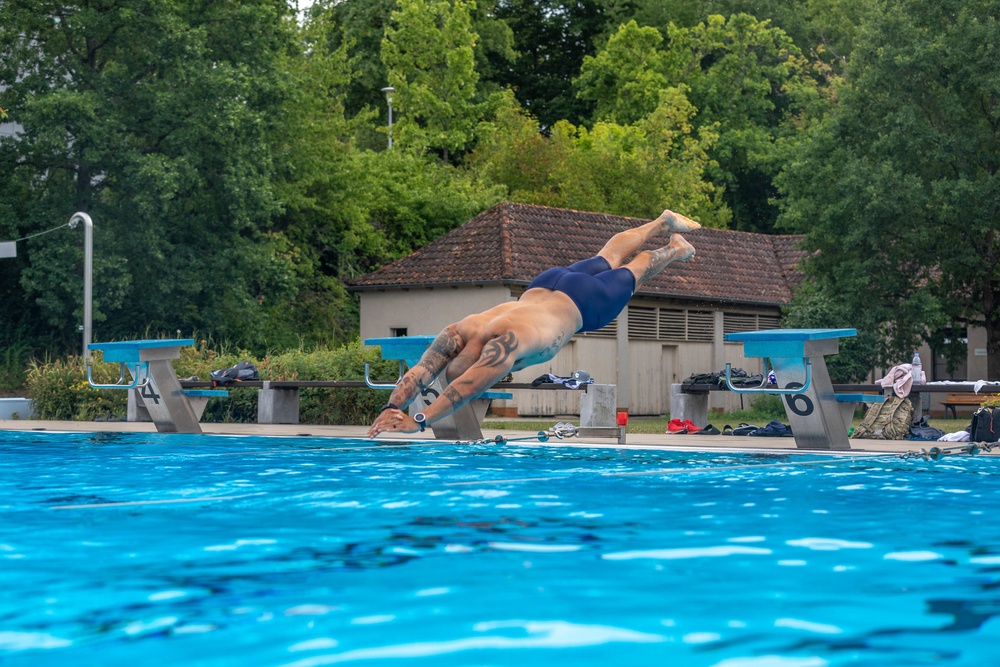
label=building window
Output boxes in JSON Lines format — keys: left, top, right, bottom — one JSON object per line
{"left": 391, "top": 327, "right": 408, "bottom": 337}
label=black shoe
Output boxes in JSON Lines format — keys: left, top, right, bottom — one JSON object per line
{"left": 695, "top": 424, "right": 721, "bottom": 435}
{"left": 731, "top": 423, "right": 760, "bottom": 436}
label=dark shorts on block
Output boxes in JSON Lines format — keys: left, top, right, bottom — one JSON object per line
{"left": 527, "top": 256, "right": 636, "bottom": 333}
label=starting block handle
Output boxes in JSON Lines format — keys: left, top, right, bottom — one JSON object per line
{"left": 724, "top": 361, "right": 812, "bottom": 395}
{"left": 364, "top": 359, "right": 406, "bottom": 390}
{"left": 86, "top": 361, "right": 151, "bottom": 390}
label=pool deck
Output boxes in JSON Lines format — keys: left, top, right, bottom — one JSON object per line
{"left": 0, "top": 419, "right": 987, "bottom": 457}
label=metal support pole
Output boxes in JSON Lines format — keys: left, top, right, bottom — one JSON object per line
{"left": 68, "top": 212, "right": 93, "bottom": 365}
{"left": 381, "top": 86, "right": 394, "bottom": 149}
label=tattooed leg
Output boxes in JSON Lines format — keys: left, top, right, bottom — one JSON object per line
{"left": 623, "top": 234, "right": 695, "bottom": 288}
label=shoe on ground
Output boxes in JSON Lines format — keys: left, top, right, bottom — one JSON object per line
{"left": 695, "top": 424, "right": 721, "bottom": 435}
{"left": 666, "top": 418, "right": 688, "bottom": 434}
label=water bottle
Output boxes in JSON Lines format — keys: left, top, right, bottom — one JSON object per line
{"left": 912, "top": 352, "right": 923, "bottom": 383}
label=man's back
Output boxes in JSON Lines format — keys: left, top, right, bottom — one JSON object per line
{"left": 451, "top": 288, "right": 584, "bottom": 375}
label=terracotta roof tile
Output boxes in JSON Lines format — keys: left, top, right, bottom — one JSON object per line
{"left": 352, "top": 202, "right": 807, "bottom": 306}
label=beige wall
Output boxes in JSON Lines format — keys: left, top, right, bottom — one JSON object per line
{"left": 359, "top": 285, "right": 514, "bottom": 340}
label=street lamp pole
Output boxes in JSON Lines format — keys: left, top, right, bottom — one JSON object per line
{"left": 67, "top": 212, "right": 93, "bottom": 365}
{"left": 381, "top": 86, "right": 395, "bottom": 149}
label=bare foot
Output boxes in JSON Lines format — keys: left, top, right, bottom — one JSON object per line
{"left": 669, "top": 234, "right": 696, "bottom": 261}
{"left": 655, "top": 209, "right": 701, "bottom": 233}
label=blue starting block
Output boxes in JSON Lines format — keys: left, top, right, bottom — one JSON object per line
{"left": 724, "top": 329, "right": 880, "bottom": 450}
{"left": 365, "top": 336, "right": 513, "bottom": 440}
{"left": 88, "top": 339, "right": 214, "bottom": 434}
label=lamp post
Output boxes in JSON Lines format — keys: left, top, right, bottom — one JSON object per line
{"left": 67, "top": 212, "right": 93, "bottom": 365}
{"left": 381, "top": 86, "right": 394, "bottom": 149}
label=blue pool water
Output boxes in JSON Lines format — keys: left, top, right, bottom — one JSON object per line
{"left": 2, "top": 430, "right": 1000, "bottom": 666}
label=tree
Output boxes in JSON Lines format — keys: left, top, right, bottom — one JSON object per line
{"left": 318, "top": 0, "right": 514, "bottom": 150}
{"left": 574, "top": 20, "right": 669, "bottom": 125}
{"left": 776, "top": 0, "right": 1000, "bottom": 377}
{"left": 661, "top": 14, "right": 819, "bottom": 233}
{"left": 469, "top": 90, "right": 729, "bottom": 224}
{"left": 492, "top": 0, "right": 608, "bottom": 130}
{"left": 0, "top": 0, "right": 299, "bottom": 354}
{"left": 381, "top": 0, "right": 489, "bottom": 162}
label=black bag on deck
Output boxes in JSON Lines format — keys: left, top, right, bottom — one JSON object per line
{"left": 970, "top": 407, "right": 1000, "bottom": 442}
{"left": 210, "top": 361, "right": 259, "bottom": 386}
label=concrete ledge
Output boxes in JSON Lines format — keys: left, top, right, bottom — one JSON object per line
{"left": 0, "top": 398, "right": 34, "bottom": 420}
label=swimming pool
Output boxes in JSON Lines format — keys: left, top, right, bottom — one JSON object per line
{"left": 2, "top": 430, "right": 999, "bottom": 666}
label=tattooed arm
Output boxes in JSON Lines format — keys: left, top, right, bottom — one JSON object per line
{"left": 368, "top": 325, "right": 468, "bottom": 437}
{"left": 386, "top": 325, "right": 465, "bottom": 410}
{"left": 369, "top": 331, "right": 519, "bottom": 436}
{"left": 421, "top": 331, "right": 519, "bottom": 425}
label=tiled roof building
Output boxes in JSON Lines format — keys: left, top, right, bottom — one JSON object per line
{"left": 353, "top": 201, "right": 806, "bottom": 306}
{"left": 354, "top": 202, "right": 808, "bottom": 417}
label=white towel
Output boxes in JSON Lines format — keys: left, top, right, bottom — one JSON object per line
{"left": 973, "top": 380, "right": 1000, "bottom": 394}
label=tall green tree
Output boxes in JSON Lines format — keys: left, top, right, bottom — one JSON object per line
{"left": 470, "top": 90, "right": 729, "bottom": 224}
{"left": 381, "top": 0, "right": 485, "bottom": 161}
{"left": 492, "top": 0, "right": 608, "bottom": 130}
{"left": 318, "top": 0, "right": 514, "bottom": 150}
{"left": 575, "top": 15, "right": 821, "bottom": 232}
{"left": 777, "top": 0, "right": 1000, "bottom": 377}
{"left": 0, "top": 0, "right": 299, "bottom": 353}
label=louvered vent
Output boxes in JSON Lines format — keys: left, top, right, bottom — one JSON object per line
{"left": 687, "top": 311, "right": 715, "bottom": 341}
{"left": 629, "top": 307, "right": 658, "bottom": 340}
{"left": 724, "top": 312, "right": 757, "bottom": 334}
{"left": 659, "top": 309, "right": 686, "bottom": 340}
{"left": 579, "top": 318, "right": 617, "bottom": 338}
{"left": 758, "top": 315, "right": 781, "bottom": 330}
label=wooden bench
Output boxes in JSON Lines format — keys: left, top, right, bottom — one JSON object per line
{"left": 942, "top": 392, "right": 997, "bottom": 418}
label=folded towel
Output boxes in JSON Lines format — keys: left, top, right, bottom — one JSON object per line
{"left": 877, "top": 364, "right": 913, "bottom": 398}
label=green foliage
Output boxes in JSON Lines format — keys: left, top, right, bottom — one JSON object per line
{"left": 575, "top": 20, "right": 669, "bottom": 125}
{"left": 0, "top": 322, "right": 32, "bottom": 391}
{"left": 470, "top": 90, "right": 729, "bottom": 224}
{"left": 0, "top": 0, "right": 299, "bottom": 354}
{"left": 492, "top": 0, "right": 607, "bottom": 129}
{"left": 382, "top": 0, "right": 485, "bottom": 161}
{"left": 26, "top": 357, "right": 128, "bottom": 421}
{"left": 572, "top": 13, "right": 825, "bottom": 232}
{"left": 776, "top": 0, "right": 1000, "bottom": 377}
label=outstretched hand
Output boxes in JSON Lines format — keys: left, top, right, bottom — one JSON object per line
{"left": 368, "top": 409, "right": 420, "bottom": 437}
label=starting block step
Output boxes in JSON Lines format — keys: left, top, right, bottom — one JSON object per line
{"left": 835, "top": 394, "right": 884, "bottom": 403}
{"left": 182, "top": 389, "right": 229, "bottom": 398}
{"left": 482, "top": 391, "right": 513, "bottom": 400}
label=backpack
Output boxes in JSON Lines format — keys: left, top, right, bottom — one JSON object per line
{"left": 907, "top": 415, "right": 946, "bottom": 441}
{"left": 852, "top": 395, "right": 915, "bottom": 440}
{"left": 210, "top": 361, "right": 259, "bottom": 386}
{"left": 970, "top": 407, "right": 1000, "bottom": 442}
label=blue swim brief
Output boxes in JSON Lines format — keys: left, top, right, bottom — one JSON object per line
{"left": 526, "top": 256, "right": 636, "bottom": 333}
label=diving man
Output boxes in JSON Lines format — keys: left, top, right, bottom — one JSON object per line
{"left": 368, "top": 209, "right": 699, "bottom": 436}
